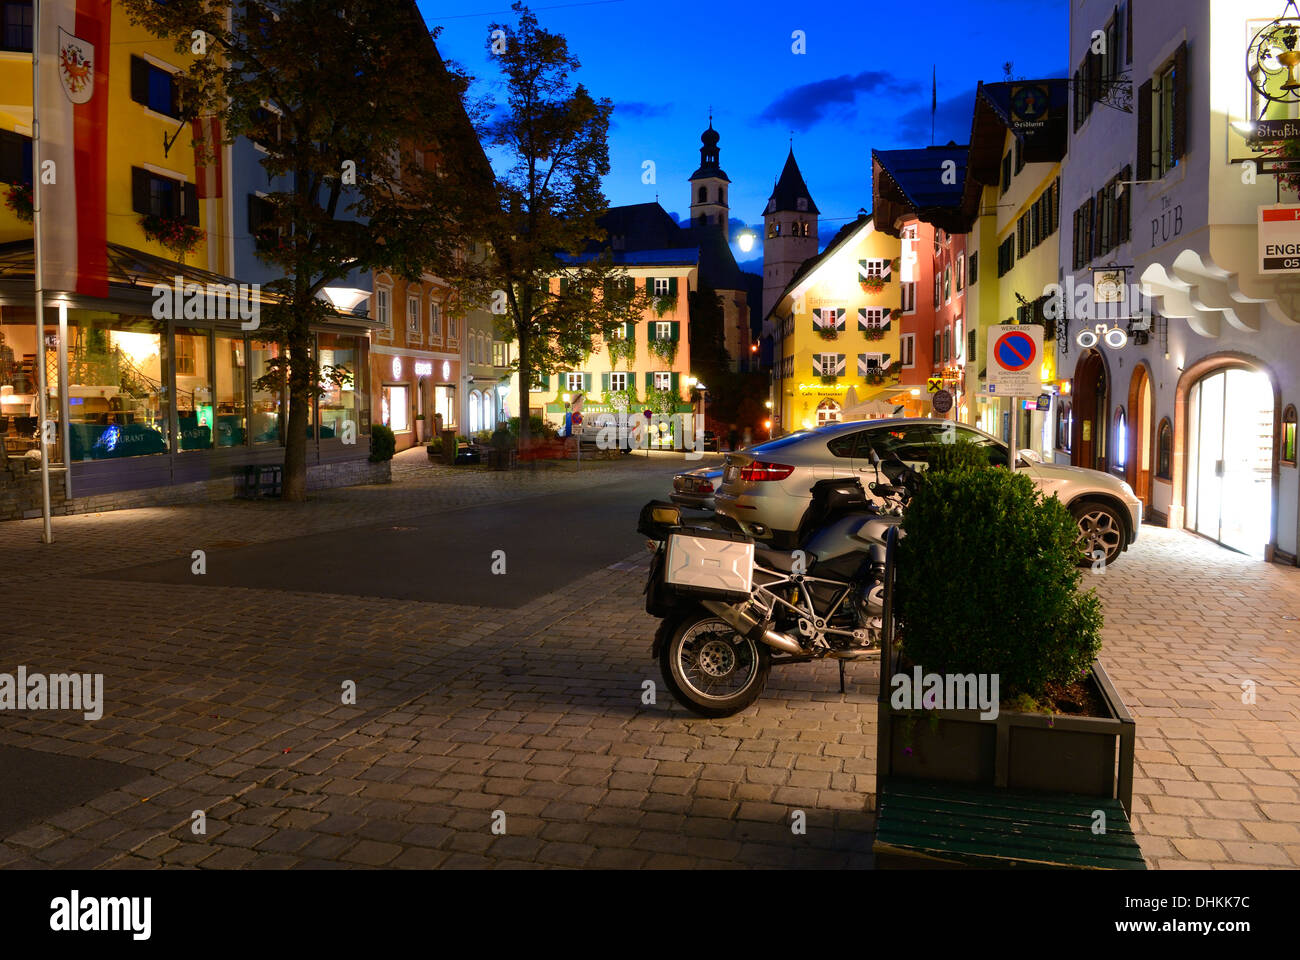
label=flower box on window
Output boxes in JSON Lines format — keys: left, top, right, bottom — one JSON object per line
{"left": 140, "top": 213, "right": 203, "bottom": 258}
{"left": 4, "top": 182, "right": 33, "bottom": 223}
{"left": 859, "top": 275, "right": 887, "bottom": 294}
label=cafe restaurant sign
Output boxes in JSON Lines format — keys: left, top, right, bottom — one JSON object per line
{"left": 1258, "top": 204, "right": 1300, "bottom": 273}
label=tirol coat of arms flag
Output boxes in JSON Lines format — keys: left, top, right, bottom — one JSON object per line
{"left": 38, "top": 0, "right": 110, "bottom": 298}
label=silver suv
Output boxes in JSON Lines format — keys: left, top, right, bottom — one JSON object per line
{"left": 713, "top": 419, "right": 1142, "bottom": 566}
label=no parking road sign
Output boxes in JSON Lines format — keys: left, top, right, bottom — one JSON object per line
{"left": 987, "top": 324, "right": 1043, "bottom": 397}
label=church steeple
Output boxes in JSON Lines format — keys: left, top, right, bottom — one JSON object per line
{"left": 689, "top": 116, "right": 730, "bottom": 239}
{"left": 762, "top": 145, "right": 819, "bottom": 317}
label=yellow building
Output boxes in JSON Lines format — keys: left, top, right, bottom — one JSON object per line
{"left": 769, "top": 214, "right": 902, "bottom": 433}
{"left": 0, "top": 3, "right": 210, "bottom": 268}
{"left": 959, "top": 81, "right": 1066, "bottom": 456}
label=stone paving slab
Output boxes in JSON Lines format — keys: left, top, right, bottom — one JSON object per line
{"left": 0, "top": 454, "right": 1298, "bottom": 869}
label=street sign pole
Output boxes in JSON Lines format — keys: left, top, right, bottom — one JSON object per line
{"left": 1009, "top": 401, "right": 1018, "bottom": 473}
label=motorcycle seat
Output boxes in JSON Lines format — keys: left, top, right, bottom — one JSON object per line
{"left": 754, "top": 545, "right": 814, "bottom": 573}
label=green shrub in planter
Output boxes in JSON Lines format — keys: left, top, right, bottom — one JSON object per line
{"left": 928, "top": 436, "right": 1000, "bottom": 473}
{"left": 895, "top": 466, "right": 1102, "bottom": 700}
{"left": 369, "top": 424, "right": 396, "bottom": 462}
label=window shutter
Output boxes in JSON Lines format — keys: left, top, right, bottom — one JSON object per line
{"left": 834, "top": 355, "right": 846, "bottom": 376}
{"left": 645, "top": 277, "right": 655, "bottom": 294}
{"left": 645, "top": 372, "right": 653, "bottom": 392}
{"left": 1137, "top": 78, "right": 1153, "bottom": 182}
{"left": 559, "top": 277, "right": 568, "bottom": 294}
{"left": 1120, "top": 165, "right": 1132, "bottom": 241}
{"left": 183, "top": 181, "right": 199, "bottom": 226}
{"left": 130, "top": 56, "right": 149, "bottom": 105}
{"left": 968, "top": 329, "right": 977, "bottom": 363}
{"left": 670, "top": 372, "right": 679, "bottom": 394}
{"left": 836, "top": 308, "right": 846, "bottom": 328}
{"left": 668, "top": 321, "right": 679, "bottom": 341}
{"left": 648, "top": 323, "right": 657, "bottom": 342}
{"left": 132, "top": 167, "right": 150, "bottom": 215}
{"left": 601, "top": 372, "right": 610, "bottom": 392}
{"left": 625, "top": 321, "right": 635, "bottom": 341}
{"left": 812, "top": 355, "right": 822, "bottom": 376}
{"left": 539, "top": 373, "right": 549, "bottom": 390}
{"left": 881, "top": 259, "right": 891, "bottom": 281}
{"left": 1173, "top": 41, "right": 1188, "bottom": 162}
{"left": 668, "top": 277, "right": 678, "bottom": 298}
{"left": 583, "top": 373, "right": 592, "bottom": 392}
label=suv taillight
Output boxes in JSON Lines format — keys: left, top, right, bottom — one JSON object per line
{"left": 740, "top": 461, "right": 794, "bottom": 482}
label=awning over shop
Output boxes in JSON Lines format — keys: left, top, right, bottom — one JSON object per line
{"left": 0, "top": 241, "right": 379, "bottom": 329}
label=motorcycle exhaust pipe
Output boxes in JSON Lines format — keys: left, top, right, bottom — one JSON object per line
{"left": 700, "top": 600, "right": 805, "bottom": 656}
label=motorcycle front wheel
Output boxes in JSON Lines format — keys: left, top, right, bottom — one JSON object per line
{"left": 660, "top": 610, "right": 771, "bottom": 718}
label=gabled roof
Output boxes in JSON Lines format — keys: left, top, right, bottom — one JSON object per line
{"left": 595, "top": 202, "right": 685, "bottom": 252}
{"left": 871, "top": 145, "right": 969, "bottom": 237}
{"left": 765, "top": 213, "right": 874, "bottom": 324}
{"left": 765, "top": 149, "right": 819, "bottom": 216}
{"left": 961, "top": 79, "right": 1068, "bottom": 226}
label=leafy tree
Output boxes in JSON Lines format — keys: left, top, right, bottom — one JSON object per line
{"left": 474, "top": 3, "right": 647, "bottom": 442}
{"left": 120, "top": 0, "right": 488, "bottom": 499}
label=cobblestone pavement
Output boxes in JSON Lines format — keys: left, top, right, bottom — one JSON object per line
{"left": 0, "top": 453, "right": 1298, "bottom": 869}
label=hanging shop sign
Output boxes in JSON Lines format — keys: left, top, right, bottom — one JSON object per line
{"left": 1010, "top": 83, "right": 1051, "bottom": 132}
{"left": 414, "top": 361, "right": 433, "bottom": 377}
{"left": 1093, "top": 269, "right": 1126, "bottom": 303}
{"left": 1076, "top": 323, "right": 1129, "bottom": 349}
{"left": 1259, "top": 204, "right": 1300, "bottom": 273}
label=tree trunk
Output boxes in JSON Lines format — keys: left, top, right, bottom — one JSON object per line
{"left": 281, "top": 313, "right": 312, "bottom": 502}
{"left": 517, "top": 326, "right": 530, "bottom": 446}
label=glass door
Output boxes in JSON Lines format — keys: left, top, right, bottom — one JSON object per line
{"left": 1219, "top": 369, "right": 1274, "bottom": 556}
{"left": 1192, "top": 368, "right": 1274, "bottom": 556}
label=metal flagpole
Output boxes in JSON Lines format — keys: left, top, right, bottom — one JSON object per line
{"left": 32, "top": 0, "right": 53, "bottom": 543}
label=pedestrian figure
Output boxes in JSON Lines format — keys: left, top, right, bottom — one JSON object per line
{"left": 728, "top": 423, "right": 739, "bottom": 452}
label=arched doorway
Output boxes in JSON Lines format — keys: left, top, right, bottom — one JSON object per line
{"left": 1071, "top": 349, "right": 1109, "bottom": 471}
{"left": 1185, "top": 364, "right": 1275, "bottom": 557}
{"left": 1126, "top": 364, "right": 1154, "bottom": 507}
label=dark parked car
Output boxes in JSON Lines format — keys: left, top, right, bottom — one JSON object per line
{"left": 670, "top": 465, "right": 723, "bottom": 511}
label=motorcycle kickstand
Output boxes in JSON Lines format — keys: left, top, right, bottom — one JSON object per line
{"left": 838, "top": 660, "right": 846, "bottom": 695}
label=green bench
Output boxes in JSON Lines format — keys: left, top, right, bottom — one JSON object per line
{"left": 874, "top": 778, "right": 1147, "bottom": 870}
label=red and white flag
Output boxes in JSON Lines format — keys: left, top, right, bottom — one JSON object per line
{"left": 38, "top": 0, "right": 110, "bottom": 298}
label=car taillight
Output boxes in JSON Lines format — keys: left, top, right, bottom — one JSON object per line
{"left": 698, "top": 480, "right": 714, "bottom": 493}
{"left": 740, "top": 461, "right": 794, "bottom": 482}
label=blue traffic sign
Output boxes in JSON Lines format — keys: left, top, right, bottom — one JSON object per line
{"left": 994, "top": 330, "right": 1037, "bottom": 372}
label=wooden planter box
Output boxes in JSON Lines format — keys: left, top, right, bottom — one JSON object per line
{"left": 874, "top": 529, "right": 1136, "bottom": 816}
{"left": 876, "top": 660, "right": 1135, "bottom": 814}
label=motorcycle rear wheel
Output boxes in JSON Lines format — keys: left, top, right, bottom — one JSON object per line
{"left": 660, "top": 610, "right": 771, "bottom": 718}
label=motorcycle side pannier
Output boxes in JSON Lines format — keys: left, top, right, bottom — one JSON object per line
{"left": 663, "top": 526, "right": 754, "bottom": 603}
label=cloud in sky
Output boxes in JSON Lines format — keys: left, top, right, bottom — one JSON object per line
{"left": 895, "top": 90, "right": 978, "bottom": 146}
{"left": 757, "top": 71, "right": 922, "bottom": 131}
{"left": 616, "top": 101, "right": 671, "bottom": 119}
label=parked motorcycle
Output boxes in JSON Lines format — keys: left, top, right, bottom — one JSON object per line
{"left": 640, "top": 448, "right": 922, "bottom": 718}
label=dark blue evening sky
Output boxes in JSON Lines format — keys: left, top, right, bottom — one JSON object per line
{"left": 420, "top": 0, "right": 1068, "bottom": 269}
